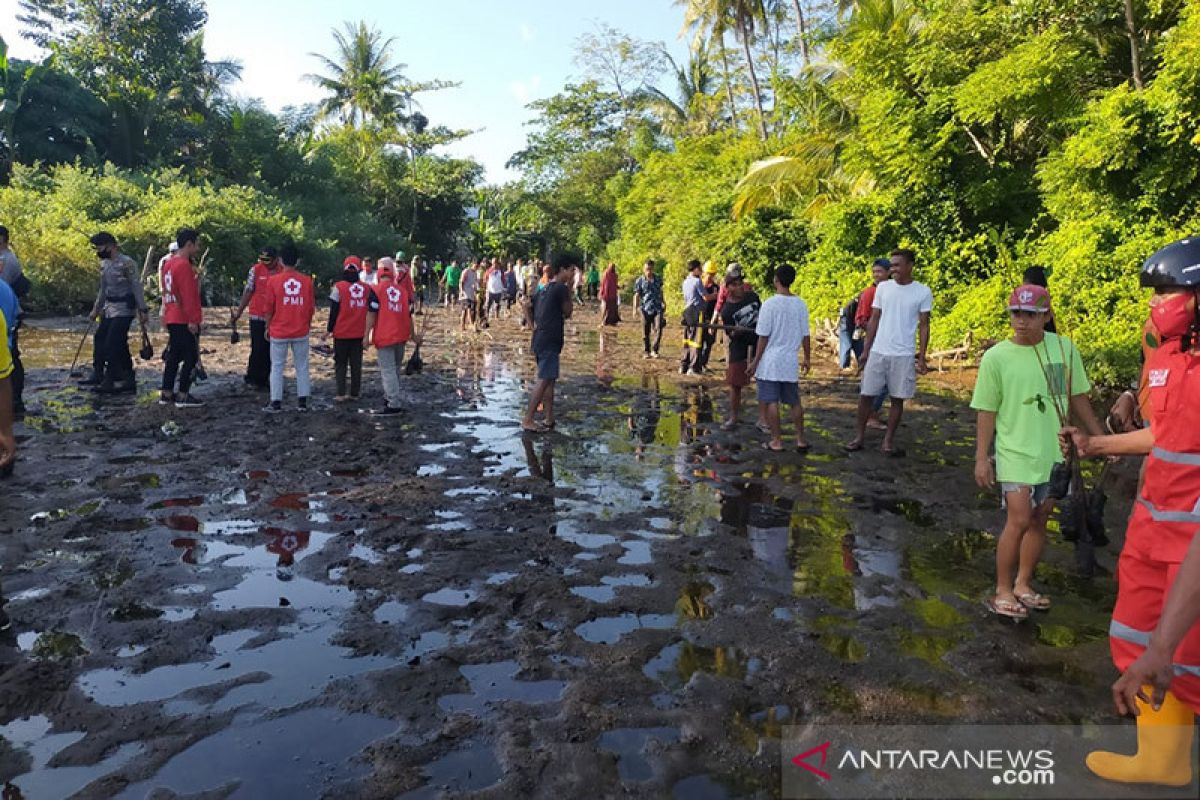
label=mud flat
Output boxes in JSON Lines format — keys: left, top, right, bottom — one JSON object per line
{"left": 0, "top": 305, "right": 1137, "bottom": 797}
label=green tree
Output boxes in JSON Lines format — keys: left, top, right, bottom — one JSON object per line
{"left": 306, "top": 21, "right": 410, "bottom": 127}
{"left": 678, "top": 0, "right": 771, "bottom": 140}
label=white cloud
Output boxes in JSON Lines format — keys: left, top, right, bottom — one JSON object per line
{"left": 510, "top": 75, "right": 542, "bottom": 106}
{"left": 519, "top": 22, "right": 536, "bottom": 43}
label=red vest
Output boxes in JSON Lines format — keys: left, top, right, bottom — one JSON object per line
{"left": 1135, "top": 343, "right": 1200, "bottom": 562}
{"left": 372, "top": 279, "right": 412, "bottom": 348}
{"left": 248, "top": 261, "right": 275, "bottom": 318}
{"left": 332, "top": 279, "right": 369, "bottom": 339}
{"left": 266, "top": 268, "right": 315, "bottom": 339}
{"left": 161, "top": 255, "right": 202, "bottom": 325}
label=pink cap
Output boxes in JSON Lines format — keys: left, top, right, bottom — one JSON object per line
{"left": 1007, "top": 284, "right": 1051, "bottom": 313}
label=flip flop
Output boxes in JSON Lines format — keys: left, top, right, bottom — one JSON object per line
{"left": 795, "top": 443, "right": 811, "bottom": 453}
{"left": 1016, "top": 592, "right": 1051, "bottom": 611}
{"left": 521, "top": 423, "right": 548, "bottom": 434}
{"left": 761, "top": 442, "right": 785, "bottom": 452}
{"left": 720, "top": 420, "right": 737, "bottom": 431}
{"left": 755, "top": 422, "right": 772, "bottom": 435}
{"left": 843, "top": 441, "right": 864, "bottom": 452}
{"left": 986, "top": 596, "right": 1028, "bottom": 620}
{"left": 881, "top": 447, "right": 906, "bottom": 458}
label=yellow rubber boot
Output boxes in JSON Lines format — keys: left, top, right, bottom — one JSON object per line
{"left": 1086, "top": 690, "right": 1196, "bottom": 787}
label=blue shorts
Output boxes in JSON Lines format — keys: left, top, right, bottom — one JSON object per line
{"left": 756, "top": 380, "right": 799, "bottom": 406}
{"left": 535, "top": 351, "right": 560, "bottom": 381}
{"left": 1000, "top": 482, "right": 1052, "bottom": 510}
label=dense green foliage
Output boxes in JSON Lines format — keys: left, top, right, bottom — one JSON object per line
{"left": 1, "top": 4, "right": 479, "bottom": 309}
{"left": 509, "top": 0, "right": 1200, "bottom": 385}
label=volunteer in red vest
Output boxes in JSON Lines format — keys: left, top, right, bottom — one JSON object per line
{"left": 262, "top": 244, "right": 315, "bottom": 414}
{"left": 1061, "top": 236, "right": 1200, "bottom": 787}
{"left": 230, "top": 245, "right": 280, "bottom": 390}
{"left": 159, "top": 228, "right": 204, "bottom": 408}
{"left": 363, "top": 257, "right": 414, "bottom": 417}
{"left": 324, "top": 256, "right": 369, "bottom": 401}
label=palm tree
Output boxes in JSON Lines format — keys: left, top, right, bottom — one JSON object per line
{"left": 678, "top": 0, "right": 770, "bottom": 140}
{"left": 637, "top": 41, "right": 721, "bottom": 138}
{"left": 306, "top": 21, "right": 409, "bottom": 127}
{"left": 732, "top": 82, "right": 873, "bottom": 218}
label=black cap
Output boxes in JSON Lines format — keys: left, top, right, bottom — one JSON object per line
{"left": 90, "top": 232, "right": 117, "bottom": 247}
{"left": 1141, "top": 237, "right": 1200, "bottom": 288}
{"left": 258, "top": 245, "right": 278, "bottom": 260}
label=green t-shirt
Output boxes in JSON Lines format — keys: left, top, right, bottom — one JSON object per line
{"left": 445, "top": 264, "right": 462, "bottom": 287}
{"left": 970, "top": 333, "right": 1090, "bottom": 485}
{"left": 586, "top": 267, "right": 600, "bottom": 285}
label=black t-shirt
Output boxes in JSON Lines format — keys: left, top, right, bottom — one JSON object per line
{"left": 721, "top": 292, "right": 761, "bottom": 363}
{"left": 532, "top": 281, "right": 569, "bottom": 354}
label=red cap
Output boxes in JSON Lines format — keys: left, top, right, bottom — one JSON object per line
{"left": 343, "top": 255, "right": 362, "bottom": 269}
{"left": 377, "top": 264, "right": 394, "bottom": 279}
{"left": 1007, "top": 284, "right": 1051, "bottom": 313}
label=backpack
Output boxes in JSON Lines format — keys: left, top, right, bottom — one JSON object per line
{"left": 840, "top": 296, "right": 858, "bottom": 330}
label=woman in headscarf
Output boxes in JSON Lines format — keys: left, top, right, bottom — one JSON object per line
{"left": 600, "top": 262, "right": 620, "bottom": 328}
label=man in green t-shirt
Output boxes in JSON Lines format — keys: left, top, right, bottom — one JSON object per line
{"left": 443, "top": 259, "right": 463, "bottom": 307}
{"left": 971, "top": 284, "right": 1103, "bottom": 620}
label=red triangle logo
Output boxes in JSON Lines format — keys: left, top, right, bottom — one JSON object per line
{"left": 792, "top": 741, "right": 832, "bottom": 781}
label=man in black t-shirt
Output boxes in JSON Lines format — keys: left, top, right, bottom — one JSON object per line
{"left": 718, "top": 267, "right": 763, "bottom": 431}
{"left": 522, "top": 252, "right": 577, "bottom": 433}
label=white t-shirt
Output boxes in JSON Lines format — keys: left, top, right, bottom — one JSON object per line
{"left": 460, "top": 268, "right": 479, "bottom": 296}
{"left": 870, "top": 279, "right": 933, "bottom": 357}
{"left": 754, "top": 294, "right": 810, "bottom": 383}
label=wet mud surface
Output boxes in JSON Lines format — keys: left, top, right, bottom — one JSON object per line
{"left": 0, "top": 305, "right": 1140, "bottom": 797}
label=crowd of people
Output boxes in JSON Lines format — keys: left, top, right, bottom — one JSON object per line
{"left": 1, "top": 221, "right": 1199, "bottom": 788}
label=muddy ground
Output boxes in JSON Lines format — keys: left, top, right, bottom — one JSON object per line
{"left": 0, "top": 300, "right": 1174, "bottom": 798}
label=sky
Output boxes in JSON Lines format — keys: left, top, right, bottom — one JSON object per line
{"left": 0, "top": 0, "right": 689, "bottom": 182}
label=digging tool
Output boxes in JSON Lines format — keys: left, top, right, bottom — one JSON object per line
{"left": 192, "top": 248, "right": 210, "bottom": 382}
{"left": 405, "top": 313, "right": 431, "bottom": 375}
{"left": 138, "top": 321, "right": 154, "bottom": 360}
{"left": 68, "top": 318, "right": 95, "bottom": 378}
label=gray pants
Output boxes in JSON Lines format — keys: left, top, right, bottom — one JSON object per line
{"left": 377, "top": 343, "right": 407, "bottom": 408}
{"left": 270, "top": 337, "right": 311, "bottom": 403}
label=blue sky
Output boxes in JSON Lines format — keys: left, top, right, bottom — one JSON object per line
{"left": 0, "top": 0, "right": 689, "bottom": 182}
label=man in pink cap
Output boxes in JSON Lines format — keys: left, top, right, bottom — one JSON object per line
{"left": 970, "top": 282, "right": 1104, "bottom": 619}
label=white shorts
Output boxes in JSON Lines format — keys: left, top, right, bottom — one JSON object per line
{"left": 861, "top": 353, "right": 917, "bottom": 400}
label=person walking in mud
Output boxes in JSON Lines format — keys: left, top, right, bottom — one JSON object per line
{"left": 845, "top": 249, "right": 932, "bottom": 456}
{"left": 0, "top": 226, "right": 27, "bottom": 418}
{"left": 599, "top": 262, "right": 620, "bottom": 328}
{"left": 459, "top": 260, "right": 480, "bottom": 331}
{"left": 680, "top": 260, "right": 706, "bottom": 375}
{"left": 230, "top": 246, "right": 280, "bottom": 391}
{"left": 522, "top": 252, "right": 576, "bottom": 433}
{"left": 262, "top": 245, "right": 315, "bottom": 413}
{"left": 971, "top": 284, "right": 1101, "bottom": 620}
{"left": 717, "top": 265, "right": 764, "bottom": 432}
{"left": 695, "top": 261, "right": 720, "bottom": 371}
{"left": 324, "top": 257, "right": 369, "bottom": 402}
{"left": 443, "top": 258, "right": 462, "bottom": 308}
{"left": 0, "top": 278, "right": 18, "bottom": 478}
{"left": 633, "top": 259, "right": 666, "bottom": 359}
{"left": 747, "top": 265, "right": 811, "bottom": 452}
{"left": 856, "top": 259, "right": 893, "bottom": 430}
{"left": 1060, "top": 237, "right": 1200, "bottom": 787}
{"left": 363, "top": 258, "right": 416, "bottom": 416}
{"left": 86, "top": 233, "right": 148, "bottom": 394}
{"left": 159, "top": 228, "right": 205, "bottom": 408}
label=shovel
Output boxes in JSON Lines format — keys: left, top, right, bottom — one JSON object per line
{"left": 68, "top": 319, "right": 95, "bottom": 378}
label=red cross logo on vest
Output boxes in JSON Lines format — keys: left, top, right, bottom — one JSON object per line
{"left": 386, "top": 286, "right": 402, "bottom": 305}
{"left": 283, "top": 278, "right": 301, "bottom": 296}
{"left": 349, "top": 283, "right": 365, "bottom": 300}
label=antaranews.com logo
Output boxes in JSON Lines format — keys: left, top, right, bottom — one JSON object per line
{"left": 782, "top": 725, "right": 1197, "bottom": 800}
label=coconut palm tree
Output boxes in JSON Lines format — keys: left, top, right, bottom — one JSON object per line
{"left": 637, "top": 41, "right": 722, "bottom": 138}
{"left": 677, "top": 0, "right": 770, "bottom": 140}
{"left": 732, "top": 80, "right": 873, "bottom": 218}
{"left": 306, "top": 21, "right": 409, "bottom": 127}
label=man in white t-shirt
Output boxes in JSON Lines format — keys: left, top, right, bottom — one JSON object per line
{"left": 747, "top": 264, "right": 812, "bottom": 452}
{"left": 846, "top": 248, "right": 932, "bottom": 456}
